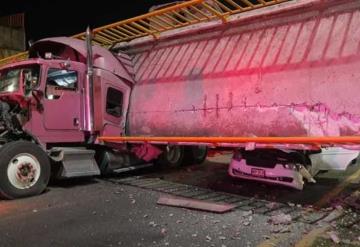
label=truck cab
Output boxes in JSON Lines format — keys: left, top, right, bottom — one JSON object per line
{"left": 0, "top": 37, "right": 135, "bottom": 199}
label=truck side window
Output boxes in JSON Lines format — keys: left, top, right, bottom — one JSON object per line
{"left": 23, "top": 65, "right": 40, "bottom": 96}
{"left": 46, "top": 68, "right": 78, "bottom": 100}
{"left": 106, "top": 87, "right": 123, "bottom": 118}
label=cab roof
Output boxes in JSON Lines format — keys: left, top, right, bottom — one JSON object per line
{"left": 29, "top": 37, "right": 134, "bottom": 83}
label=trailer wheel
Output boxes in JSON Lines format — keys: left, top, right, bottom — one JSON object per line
{"left": 0, "top": 141, "right": 50, "bottom": 199}
{"left": 156, "top": 145, "right": 184, "bottom": 168}
{"left": 184, "top": 146, "right": 208, "bottom": 165}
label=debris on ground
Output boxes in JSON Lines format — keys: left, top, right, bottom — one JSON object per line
{"left": 279, "top": 226, "right": 291, "bottom": 233}
{"left": 268, "top": 213, "right": 292, "bottom": 225}
{"left": 206, "top": 235, "right": 212, "bottom": 241}
{"left": 149, "top": 221, "right": 157, "bottom": 227}
{"left": 157, "top": 196, "right": 236, "bottom": 213}
{"left": 327, "top": 231, "right": 340, "bottom": 244}
{"left": 287, "top": 202, "right": 295, "bottom": 207}
{"left": 320, "top": 206, "right": 343, "bottom": 223}
{"left": 266, "top": 202, "right": 278, "bottom": 210}
{"left": 242, "top": 210, "right": 253, "bottom": 217}
{"left": 128, "top": 194, "right": 136, "bottom": 204}
{"left": 243, "top": 221, "right": 250, "bottom": 226}
{"left": 160, "top": 228, "right": 167, "bottom": 235}
{"left": 270, "top": 225, "right": 291, "bottom": 233}
{"left": 241, "top": 211, "right": 253, "bottom": 226}
{"left": 344, "top": 191, "right": 360, "bottom": 210}
{"left": 114, "top": 188, "right": 124, "bottom": 194}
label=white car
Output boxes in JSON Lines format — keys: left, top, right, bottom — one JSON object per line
{"left": 228, "top": 148, "right": 359, "bottom": 190}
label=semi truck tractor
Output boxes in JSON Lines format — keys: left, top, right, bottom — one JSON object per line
{"left": 0, "top": 0, "right": 360, "bottom": 198}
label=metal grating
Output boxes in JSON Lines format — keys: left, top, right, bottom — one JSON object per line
{"left": 0, "top": 0, "right": 290, "bottom": 68}
{"left": 108, "top": 176, "right": 349, "bottom": 225}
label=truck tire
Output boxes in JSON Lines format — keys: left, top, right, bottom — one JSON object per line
{"left": 156, "top": 145, "right": 184, "bottom": 168}
{"left": 184, "top": 146, "right": 208, "bottom": 165}
{"left": 0, "top": 141, "right": 51, "bottom": 199}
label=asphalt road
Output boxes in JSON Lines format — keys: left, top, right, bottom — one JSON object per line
{"left": 0, "top": 155, "right": 359, "bottom": 247}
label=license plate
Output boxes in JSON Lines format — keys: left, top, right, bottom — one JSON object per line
{"left": 251, "top": 168, "right": 265, "bottom": 177}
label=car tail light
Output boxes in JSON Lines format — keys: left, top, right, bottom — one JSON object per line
{"left": 283, "top": 163, "right": 297, "bottom": 170}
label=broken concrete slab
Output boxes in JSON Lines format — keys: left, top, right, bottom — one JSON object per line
{"left": 157, "top": 196, "right": 236, "bottom": 213}
{"left": 327, "top": 231, "right": 341, "bottom": 244}
{"left": 268, "top": 213, "right": 292, "bottom": 225}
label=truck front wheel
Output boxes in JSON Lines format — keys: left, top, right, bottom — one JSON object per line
{"left": 0, "top": 141, "right": 50, "bottom": 199}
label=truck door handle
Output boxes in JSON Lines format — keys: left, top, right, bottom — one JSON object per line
{"left": 73, "top": 118, "right": 79, "bottom": 126}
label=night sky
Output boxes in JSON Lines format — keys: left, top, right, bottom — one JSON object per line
{"left": 1, "top": 0, "right": 173, "bottom": 44}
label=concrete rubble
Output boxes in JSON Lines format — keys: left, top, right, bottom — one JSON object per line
{"left": 327, "top": 231, "right": 341, "bottom": 244}
{"left": 268, "top": 213, "right": 292, "bottom": 225}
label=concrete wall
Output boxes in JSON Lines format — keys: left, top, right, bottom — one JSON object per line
{"left": 0, "top": 18, "right": 25, "bottom": 59}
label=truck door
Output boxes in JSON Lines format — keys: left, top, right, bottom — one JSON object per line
{"left": 43, "top": 65, "right": 82, "bottom": 131}
{"left": 101, "top": 81, "right": 131, "bottom": 136}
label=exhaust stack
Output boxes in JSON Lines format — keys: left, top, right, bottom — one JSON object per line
{"left": 85, "top": 27, "right": 95, "bottom": 135}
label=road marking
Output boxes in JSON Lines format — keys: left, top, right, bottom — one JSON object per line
{"left": 294, "top": 226, "right": 330, "bottom": 247}
{"left": 315, "top": 167, "right": 360, "bottom": 208}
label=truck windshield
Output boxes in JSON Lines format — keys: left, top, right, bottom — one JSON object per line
{"left": 0, "top": 65, "right": 40, "bottom": 94}
{"left": 0, "top": 69, "right": 20, "bottom": 93}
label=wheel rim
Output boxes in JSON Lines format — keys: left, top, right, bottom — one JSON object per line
{"left": 166, "top": 146, "right": 181, "bottom": 164}
{"left": 7, "top": 153, "right": 41, "bottom": 189}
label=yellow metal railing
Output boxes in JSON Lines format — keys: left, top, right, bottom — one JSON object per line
{"left": 0, "top": 0, "right": 290, "bottom": 68}
{"left": 0, "top": 51, "right": 28, "bottom": 68}
{"left": 74, "top": 0, "right": 290, "bottom": 46}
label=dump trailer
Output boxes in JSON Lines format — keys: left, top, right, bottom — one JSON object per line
{"left": 0, "top": 0, "right": 359, "bottom": 198}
